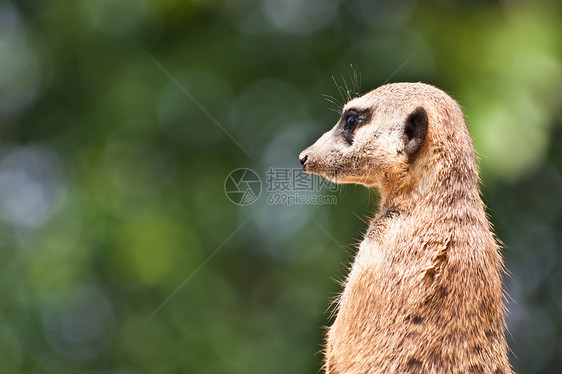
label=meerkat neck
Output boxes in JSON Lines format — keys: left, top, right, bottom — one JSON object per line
{"left": 379, "top": 148, "right": 482, "bottom": 219}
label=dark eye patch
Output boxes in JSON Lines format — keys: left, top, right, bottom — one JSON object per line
{"left": 340, "top": 108, "right": 371, "bottom": 144}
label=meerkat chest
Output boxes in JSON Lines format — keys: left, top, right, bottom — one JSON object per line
{"left": 338, "top": 222, "right": 422, "bottom": 318}
{"left": 327, "top": 227, "right": 421, "bottom": 369}
{"left": 351, "top": 217, "right": 423, "bottom": 283}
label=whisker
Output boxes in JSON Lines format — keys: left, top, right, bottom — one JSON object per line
{"left": 331, "top": 76, "right": 346, "bottom": 104}
{"left": 340, "top": 74, "right": 351, "bottom": 102}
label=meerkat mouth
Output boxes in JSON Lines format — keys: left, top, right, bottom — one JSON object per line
{"left": 305, "top": 166, "right": 375, "bottom": 186}
{"left": 302, "top": 164, "right": 338, "bottom": 179}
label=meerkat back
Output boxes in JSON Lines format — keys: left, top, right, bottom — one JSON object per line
{"left": 300, "top": 82, "right": 512, "bottom": 374}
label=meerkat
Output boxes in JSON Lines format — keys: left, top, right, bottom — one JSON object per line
{"left": 299, "top": 83, "right": 512, "bottom": 374}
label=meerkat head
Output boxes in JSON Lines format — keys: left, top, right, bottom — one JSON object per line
{"left": 299, "top": 83, "right": 434, "bottom": 194}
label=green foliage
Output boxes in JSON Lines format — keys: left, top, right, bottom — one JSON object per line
{"left": 1, "top": 0, "right": 561, "bottom": 373}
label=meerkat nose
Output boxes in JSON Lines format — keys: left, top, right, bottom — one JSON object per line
{"left": 299, "top": 154, "right": 308, "bottom": 167}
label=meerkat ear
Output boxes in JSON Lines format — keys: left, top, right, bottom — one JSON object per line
{"left": 403, "top": 107, "right": 428, "bottom": 156}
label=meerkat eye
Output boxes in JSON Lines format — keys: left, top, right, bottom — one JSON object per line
{"left": 344, "top": 113, "right": 359, "bottom": 132}
{"left": 341, "top": 109, "right": 370, "bottom": 145}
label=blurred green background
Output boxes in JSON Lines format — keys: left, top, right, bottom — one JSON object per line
{"left": 1, "top": 0, "right": 561, "bottom": 373}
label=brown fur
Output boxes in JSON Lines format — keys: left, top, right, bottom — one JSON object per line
{"left": 300, "top": 83, "right": 512, "bottom": 373}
